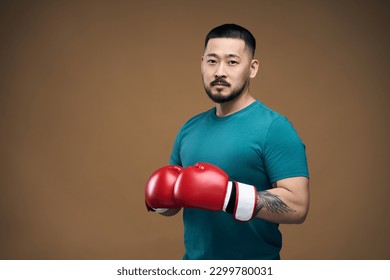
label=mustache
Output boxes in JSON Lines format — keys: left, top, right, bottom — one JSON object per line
{"left": 210, "top": 77, "right": 231, "bottom": 87}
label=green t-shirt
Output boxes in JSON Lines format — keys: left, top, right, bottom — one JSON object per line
{"left": 169, "top": 100, "right": 309, "bottom": 259}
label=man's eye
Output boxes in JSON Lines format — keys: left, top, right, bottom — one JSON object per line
{"left": 228, "top": 60, "right": 238, "bottom": 65}
{"left": 207, "top": 59, "right": 217, "bottom": 64}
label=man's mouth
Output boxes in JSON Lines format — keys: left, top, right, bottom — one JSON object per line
{"left": 211, "top": 79, "right": 230, "bottom": 87}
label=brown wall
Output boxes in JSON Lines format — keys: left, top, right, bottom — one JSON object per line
{"left": 0, "top": 0, "right": 389, "bottom": 259}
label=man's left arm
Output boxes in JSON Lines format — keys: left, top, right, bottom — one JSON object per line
{"left": 255, "top": 176, "right": 310, "bottom": 224}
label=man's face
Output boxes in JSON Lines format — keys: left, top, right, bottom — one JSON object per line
{"left": 201, "top": 38, "right": 257, "bottom": 103}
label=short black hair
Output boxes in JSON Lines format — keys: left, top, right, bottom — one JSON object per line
{"left": 204, "top": 23, "right": 256, "bottom": 57}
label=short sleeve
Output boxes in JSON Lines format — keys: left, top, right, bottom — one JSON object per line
{"left": 263, "top": 116, "right": 309, "bottom": 183}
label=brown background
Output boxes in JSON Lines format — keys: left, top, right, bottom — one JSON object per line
{"left": 0, "top": 0, "right": 389, "bottom": 259}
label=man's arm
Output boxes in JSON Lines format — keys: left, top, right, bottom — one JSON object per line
{"left": 146, "top": 163, "right": 310, "bottom": 222}
{"left": 255, "top": 176, "right": 309, "bottom": 224}
{"left": 160, "top": 177, "right": 310, "bottom": 222}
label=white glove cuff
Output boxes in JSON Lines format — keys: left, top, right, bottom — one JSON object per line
{"left": 234, "top": 182, "right": 257, "bottom": 222}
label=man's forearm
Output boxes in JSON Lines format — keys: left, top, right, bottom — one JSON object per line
{"left": 254, "top": 187, "right": 309, "bottom": 224}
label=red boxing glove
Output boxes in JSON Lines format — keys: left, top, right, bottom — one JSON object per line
{"left": 145, "top": 165, "right": 183, "bottom": 213}
{"left": 174, "top": 162, "right": 258, "bottom": 222}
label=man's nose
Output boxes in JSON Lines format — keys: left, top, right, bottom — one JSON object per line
{"left": 215, "top": 63, "right": 227, "bottom": 78}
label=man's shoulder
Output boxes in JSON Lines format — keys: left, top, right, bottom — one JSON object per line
{"left": 181, "top": 107, "right": 214, "bottom": 127}
{"left": 252, "top": 100, "right": 282, "bottom": 119}
{"left": 246, "top": 101, "right": 286, "bottom": 129}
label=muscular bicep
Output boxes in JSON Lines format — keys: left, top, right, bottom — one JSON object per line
{"left": 273, "top": 176, "right": 309, "bottom": 195}
{"left": 273, "top": 176, "right": 310, "bottom": 212}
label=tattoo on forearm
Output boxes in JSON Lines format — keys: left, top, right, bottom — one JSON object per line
{"left": 256, "top": 191, "right": 295, "bottom": 214}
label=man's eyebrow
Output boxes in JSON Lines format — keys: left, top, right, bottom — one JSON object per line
{"left": 206, "top": 53, "right": 241, "bottom": 58}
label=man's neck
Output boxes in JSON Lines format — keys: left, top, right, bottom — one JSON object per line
{"left": 215, "top": 93, "right": 256, "bottom": 117}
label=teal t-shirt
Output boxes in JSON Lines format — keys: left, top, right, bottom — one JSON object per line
{"left": 169, "top": 100, "right": 309, "bottom": 260}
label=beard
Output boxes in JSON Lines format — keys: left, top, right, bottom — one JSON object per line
{"left": 203, "top": 77, "right": 250, "bottom": 104}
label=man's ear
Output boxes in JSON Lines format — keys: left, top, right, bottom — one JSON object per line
{"left": 201, "top": 56, "right": 204, "bottom": 74}
{"left": 250, "top": 59, "right": 259, "bottom": 78}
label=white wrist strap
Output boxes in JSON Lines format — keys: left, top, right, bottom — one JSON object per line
{"left": 234, "top": 182, "right": 257, "bottom": 222}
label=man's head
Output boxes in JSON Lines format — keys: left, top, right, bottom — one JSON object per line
{"left": 205, "top": 24, "right": 256, "bottom": 58}
{"left": 201, "top": 24, "right": 259, "bottom": 104}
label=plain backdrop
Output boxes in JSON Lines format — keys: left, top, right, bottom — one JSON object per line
{"left": 0, "top": 0, "right": 389, "bottom": 259}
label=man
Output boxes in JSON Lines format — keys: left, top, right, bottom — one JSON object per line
{"left": 145, "top": 24, "right": 309, "bottom": 260}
